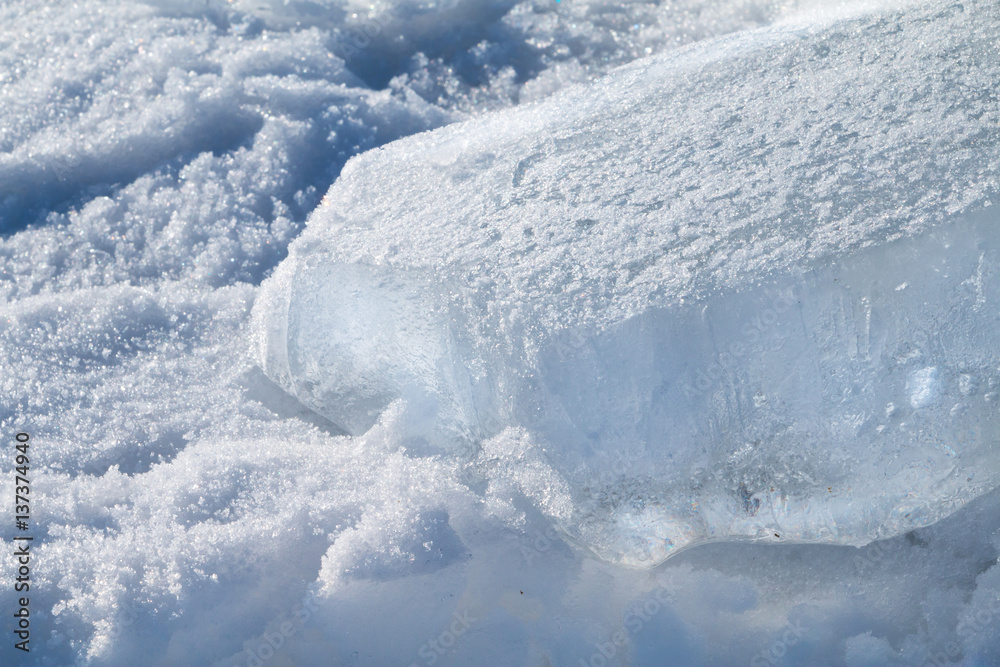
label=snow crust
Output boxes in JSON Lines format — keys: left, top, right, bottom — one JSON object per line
{"left": 2, "top": 0, "right": 1000, "bottom": 665}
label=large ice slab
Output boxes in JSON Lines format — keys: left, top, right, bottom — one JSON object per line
{"left": 254, "top": 0, "right": 1000, "bottom": 566}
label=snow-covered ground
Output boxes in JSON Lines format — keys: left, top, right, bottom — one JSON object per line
{"left": 2, "top": 0, "right": 999, "bottom": 665}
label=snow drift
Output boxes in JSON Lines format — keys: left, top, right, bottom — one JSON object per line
{"left": 4, "top": 0, "right": 1000, "bottom": 664}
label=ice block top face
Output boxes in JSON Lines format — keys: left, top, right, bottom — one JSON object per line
{"left": 254, "top": 0, "right": 1000, "bottom": 566}
{"left": 299, "top": 0, "right": 999, "bottom": 333}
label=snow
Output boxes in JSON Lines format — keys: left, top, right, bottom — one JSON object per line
{"left": 1, "top": 0, "right": 1000, "bottom": 665}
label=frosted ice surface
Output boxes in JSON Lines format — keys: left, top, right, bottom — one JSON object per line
{"left": 255, "top": 0, "right": 1000, "bottom": 566}
{"left": 255, "top": 262, "right": 477, "bottom": 439}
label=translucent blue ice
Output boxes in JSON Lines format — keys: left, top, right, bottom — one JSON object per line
{"left": 255, "top": 0, "right": 1000, "bottom": 567}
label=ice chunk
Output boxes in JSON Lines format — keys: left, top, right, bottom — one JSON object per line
{"left": 253, "top": 259, "right": 477, "bottom": 444}
{"left": 254, "top": 0, "right": 1000, "bottom": 565}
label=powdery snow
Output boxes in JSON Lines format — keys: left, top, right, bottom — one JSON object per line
{"left": 1, "top": 0, "right": 999, "bottom": 665}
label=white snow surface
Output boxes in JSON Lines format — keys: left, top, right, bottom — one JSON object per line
{"left": 2, "top": 0, "right": 1000, "bottom": 666}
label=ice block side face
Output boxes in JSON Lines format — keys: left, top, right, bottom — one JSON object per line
{"left": 252, "top": 0, "right": 1000, "bottom": 566}
{"left": 257, "top": 257, "right": 476, "bottom": 444}
{"left": 524, "top": 214, "right": 1000, "bottom": 565}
